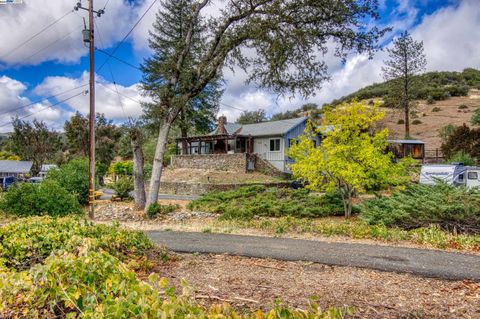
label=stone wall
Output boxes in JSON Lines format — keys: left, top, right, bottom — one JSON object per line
{"left": 253, "top": 155, "right": 291, "bottom": 179}
{"left": 171, "top": 154, "right": 247, "bottom": 173}
{"left": 159, "top": 181, "right": 290, "bottom": 195}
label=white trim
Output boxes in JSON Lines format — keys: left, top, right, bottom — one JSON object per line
{"left": 269, "top": 138, "right": 282, "bottom": 152}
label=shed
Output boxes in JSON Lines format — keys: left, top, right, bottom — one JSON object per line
{"left": 388, "top": 139, "right": 425, "bottom": 160}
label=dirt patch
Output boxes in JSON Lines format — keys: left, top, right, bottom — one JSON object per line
{"left": 380, "top": 94, "right": 480, "bottom": 149}
{"left": 154, "top": 253, "right": 480, "bottom": 318}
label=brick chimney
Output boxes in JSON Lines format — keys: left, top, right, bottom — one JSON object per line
{"left": 217, "top": 115, "right": 227, "bottom": 134}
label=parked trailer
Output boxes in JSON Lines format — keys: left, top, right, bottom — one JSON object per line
{"left": 420, "top": 164, "right": 480, "bottom": 188}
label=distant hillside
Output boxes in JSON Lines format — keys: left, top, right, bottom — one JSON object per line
{"left": 328, "top": 68, "right": 480, "bottom": 107}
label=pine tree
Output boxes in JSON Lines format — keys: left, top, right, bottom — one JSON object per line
{"left": 382, "top": 31, "right": 427, "bottom": 138}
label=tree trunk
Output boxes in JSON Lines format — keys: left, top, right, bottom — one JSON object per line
{"left": 131, "top": 130, "right": 146, "bottom": 210}
{"left": 180, "top": 107, "right": 188, "bottom": 154}
{"left": 145, "top": 119, "right": 172, "bottom": 212}
{"left": 404, "top": 100, "right": 410, "bottom": 138}
{"left": 340, "top": 185, "right": 353, "bottom": 219}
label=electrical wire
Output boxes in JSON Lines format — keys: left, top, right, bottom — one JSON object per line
{"left": 0, "top": 84, "right": 89, "bottom": 117}
{"left": 22, "top": 27, "right": 79, "bottom": 63}
{"left": 0, "top": 91, "right": 86, "bottom": 128}
{"left": 96, "top": 0, "right": 159, "bottom": 73}
{"left": 0, "top": 10, "right": 73, "bottom": 60}
{"left": 95, "top": 47, "right": 142, "bottom": 71}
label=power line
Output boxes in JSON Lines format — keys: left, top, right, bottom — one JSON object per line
{"left": 219, "top": 102, "right": 246, "bottom": 112}
{"left": 96, "top": 0, "right": 158, "bottom": 73}
{"left": 22, "top": 28, "right": 79, "bottom": 63}
{"left": 0, "top": 83, "right": 89, "bottom": 117}
{"left": 96, "top": 81, "right": 143, "bottom": 105}
{"left": 0, "top": 10, "right": 73, "bottom": 61}
{"left": 0, "top": 91, "right": 86, "bottom": 128}
{"left": 95, "top": 47, "right": 141, "bottom": 71}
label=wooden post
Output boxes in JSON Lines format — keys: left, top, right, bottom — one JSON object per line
{"left": 199, "top": 141, "right": 202, "bottom": 154}
{"left": 225, "top": 138, "right": 228, "bottom": 153}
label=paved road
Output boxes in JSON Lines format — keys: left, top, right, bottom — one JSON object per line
{"left": 147, "top": 231, "right": 480, "bottom": 281}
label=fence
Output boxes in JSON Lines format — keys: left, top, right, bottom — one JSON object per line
{"left": 424, "top": 149, "right": 444, "bottom": 163}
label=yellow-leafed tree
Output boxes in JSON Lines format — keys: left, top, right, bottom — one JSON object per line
{"left": 288, "top": 101, "right": 413, "bottom": 218}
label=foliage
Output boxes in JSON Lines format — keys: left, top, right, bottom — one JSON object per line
{"left": 146, "top": 202, "right": 180, "bottom": 219}
{"left": 0, "top": 216, "right": 350, "bottom": 318}
{"left": 431, "top": 106, "right": 441, "bottom": 112}
{"left": 0, "top": 151, "right": 20, "bottom": 160}
{"left": 471, "top": 108, "right": 480, "bottom": 126}
{"left": 448, "top": 151, "right": 477, "bottom": 166}
{"left": 382, "top": 31, "right": 427, "bottom": 138}
{"left": 271, "top": 103, "right": 321, "bottom": 121}
{"left": 64, "top": 112, "right": 121, "bottom": 168}
{"left": 360, "top": 183, "right": 480, "bottom": 234}
{"left": 0, "top": 180, "right": 82, "bottom": 218}
{"left": 411, "top": 119, "right": 422, "bottom": 125}
{"left": 438, "top": 124, "right": 457, "bottom": 144}
{"left": 6, "top": 118, "right": 61, "bottom": 175}
{"left": 236, "top": 109, "right": 268, "bottom": 124}
{"left": 111, "top": 176, "right": 134, "bottom": 200}
{"left": 141, "top": 0, "right": 387, "bottom": 209}
{"left": 109, "top": 160, "right": 134, "bottom": 176}
{"left": 213, "top": 216, "right": 480, "bottom": 251}
{"left": 288, "top": 101, "right": 413, "bottom": 218}
{"left": 458, "top": 104, "right": 469, "bottom": 109}
{"left": 0, "top": 216, "right": 153, "bottom": 271}
{"left": 47, "top": 157, "right": 96, "bottom": 205}
{"left": 330, "top": 68, "right": 480, "bottom": 106}
{"left": 187, "top": 185, "right": 356, "bottom": 220}
{"left": 441, "top": 124, "right": 480, "bottom": 160}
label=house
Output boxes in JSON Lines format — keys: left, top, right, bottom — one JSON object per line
{"left": 388, "top": 139, "right": 425, "bottom": 161}
{"left": 176, "top": 116, "right": 319, "bottom": 173}
{"left": 39, "top": 164, "right": 58, "bottom": 178}
{"left": 0, "top": 160, "right": 32, "bottom": 178}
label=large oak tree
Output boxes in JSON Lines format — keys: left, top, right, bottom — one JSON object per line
{"left": 141, "top": 0, "right": 388, "bottom": 211}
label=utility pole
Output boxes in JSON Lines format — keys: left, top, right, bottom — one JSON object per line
{"left": 74, "top": 1, "right": 104, "bottom": 218}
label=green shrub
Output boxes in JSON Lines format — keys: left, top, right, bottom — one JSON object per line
{"left": 146, "top": 202, "right": 179, "bottom": 218}
{"left": 412, "top": 119, "right": 422, "bottom": 125}
{"left": 188, "top": 186, "right": 358, "bottom": 220}
{"left": 458, "top": 104, "right": 469, "bottom": 109}
{"left": 111, "top": 176, "right": 134, "bottom": 200}
{"left": 0, "top": 216, "right": 153, "bottom": 271}
{"left": 431, "top": 106, "right": 441, "bottom": 112}
{"left": 397, "top": 119, "right": 405, "bottom": 124}
{"left": 471, "top": 108, "right": 480, "bottom": 126}
{"left": 108, "top": 160, "right": 133, "bottom": 176}
{"left": 0, "top": 180, "right": 82, "bottom": 217}
{"left": 360, "top": 183, "right": 480, "bottom": 233}
{"left": 47, "top": 158, "right": 92, "bottom": 205}
{"left": 426, "top": 96, "right": 435, "bottom": 105}
{"left": 448, "top": 151, "right": 477, "bottom": 166}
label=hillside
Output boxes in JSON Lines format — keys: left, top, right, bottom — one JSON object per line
{"left": 328, "top": 68, "right": 480, "bottom": 107}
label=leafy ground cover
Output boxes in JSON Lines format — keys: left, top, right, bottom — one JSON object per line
{"left": 0, "top": 217, "right": 351, "bottom": 318}
{"left": 187, "top": 186, "right": 356, "bottom": 219}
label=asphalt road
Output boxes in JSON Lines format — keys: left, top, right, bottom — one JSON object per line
{"left": 147, "top": 231, "right": 480, "bottom": 281}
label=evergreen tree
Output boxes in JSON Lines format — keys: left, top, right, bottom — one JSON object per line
{"left": 382, "top": 31, "right": 427, "bottom": 138}
{"left": 141, "top": 0, "right": 387, "bottom": 211}
{"left": 236, "top": 109, "right": 267, "bottom": 124}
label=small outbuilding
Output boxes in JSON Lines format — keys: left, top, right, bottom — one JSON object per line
{"left": 388, "top": 139, "right": 425, "bottom": 161}
{"left": 0, "top": 160, "right": 32, "bottom": 178}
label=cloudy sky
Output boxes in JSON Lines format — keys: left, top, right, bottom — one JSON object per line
{"left": 0, "top": 0, "right": 479, "bottom": 132}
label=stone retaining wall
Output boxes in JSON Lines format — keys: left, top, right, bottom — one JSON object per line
{"left": 171, "top": 154, "right": 247, "bottom": 173}
{"left": 159, "top": 181, "right": 290, "bottom": 195}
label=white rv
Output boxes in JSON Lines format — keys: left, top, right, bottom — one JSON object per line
{"left": 420, "top": 164, "right": 480, "bottom": 188}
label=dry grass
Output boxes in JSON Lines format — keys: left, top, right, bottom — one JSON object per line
{"left": 381, "top": 91, "right": 480, "bottom": 149}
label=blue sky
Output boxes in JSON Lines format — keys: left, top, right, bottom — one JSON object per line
{"left": 0, "top": 0, "right": 479, "bottom": 132}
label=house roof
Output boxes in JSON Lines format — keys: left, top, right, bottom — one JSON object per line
{"left": 210, "top": 117, "right": 308, "bottom": 137}
{"left": 0, "top": 160, "right": 32, "bottom": 174}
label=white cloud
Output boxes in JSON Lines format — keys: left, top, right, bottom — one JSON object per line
{"left": 0, "top": 76, "right": 69, "bottom": 132}
{"left": 34, "top": 72, "right": 147, "bottom": 120}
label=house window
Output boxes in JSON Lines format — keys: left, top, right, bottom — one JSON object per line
{"left": 467, "top": 172, "right": 478, "bottom": 180}
{"left": 270, "top": 138, "right": 281, "bottom": 152}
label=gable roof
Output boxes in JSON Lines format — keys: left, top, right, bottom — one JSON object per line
{"left": 210, "top": 117, "right": 308, "bottom": 137}
{"left": 0, "top": 160, "right": 32, "bottom": 174}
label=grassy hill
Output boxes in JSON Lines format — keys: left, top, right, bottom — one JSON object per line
{"left": 328, "top": 68, "right": 480, "bottom": 107}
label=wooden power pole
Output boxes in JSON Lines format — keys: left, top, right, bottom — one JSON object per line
{"left": 74, "top": 1, "right": 104, "bottom": 218}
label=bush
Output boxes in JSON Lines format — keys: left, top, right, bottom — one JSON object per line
{"left": 426, "top": 96, "right": 435, "bottom": 104}
{"left": 471, "top": 108, "right": 480, "bottom": 126}
{"left": 397, "top": 119, "right": 405, "bottom": 124}
{"left": 360, "top": 183, "right": 480, "bottom": 234}
{"left": 47, "top": 158, "right": 92, "bottom": 205}
{"left": 146, "top": 202, "right": 179, "bottom": 218}
{"left": 188, "top": 186, "right": 358, "bottom": 220}
{"left": 0, "top": 216, "right": 153, "bottom": 271}
{"left": 431, "top": 106, "right": 441, "bottom": 112}
{"left": 0, "top": 180, "right": 82, "bottom": 217}
{"left": 108, "top": 160, "right": 133, "bottom": 176}
{"left": 458, "top": 104, "right": 469, "bottom": 109}
{"left": 448, "top": 151, "right": 477, "bottom": 166}
{"left": 111, "top": 176, "right": 134, "bottom": 200}
{"left": 412, "top": 119, "right": 422, "bottom": 125}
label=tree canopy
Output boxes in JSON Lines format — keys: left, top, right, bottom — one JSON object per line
{"left": 236, "top": 109, "right": 267, "bottom": 124}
